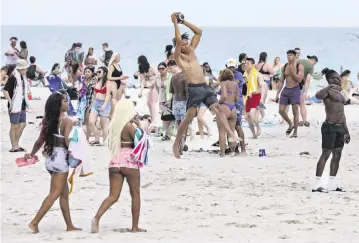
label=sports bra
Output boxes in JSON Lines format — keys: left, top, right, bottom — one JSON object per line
{"left": 94, "top": 81, "right": 108, "bottom": 94}
{"left": 259, "top": 63, "right": 271, "bottom": 75}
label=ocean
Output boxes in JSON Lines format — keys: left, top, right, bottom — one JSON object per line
{"left": 1, "top": 26, "right": 359, "bottom": 89}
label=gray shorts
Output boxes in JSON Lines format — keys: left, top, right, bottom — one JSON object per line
{"left": 9, "top": 111, "right": 26, "bottom": 124}
{"left": 173, "top": 100, "right": 186, "bottom": 121}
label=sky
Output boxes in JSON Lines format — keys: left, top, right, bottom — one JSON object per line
{"left": 1, "top": 0, "right": 359, "bottom": 27}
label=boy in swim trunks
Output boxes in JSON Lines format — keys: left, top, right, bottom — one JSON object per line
{"left": 170, "top": 12, "right": 238, "bottom": 158}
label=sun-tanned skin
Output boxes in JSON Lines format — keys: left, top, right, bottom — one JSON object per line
{"left": 313, "top": 71, "right": 350, "bottom": 192}
{"left": 170, "top": 12, "right": 238, "bottom": 159}
{"left": 276, "top": 52, "right": 304, "bottom": 137}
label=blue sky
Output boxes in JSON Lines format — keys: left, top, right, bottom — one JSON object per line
{"left": 2, "top": 0, "right": 359, "bottom": 27}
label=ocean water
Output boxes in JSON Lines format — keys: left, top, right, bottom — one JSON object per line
{"left": 1, "top": 26, "right": 359, "bottom": 88}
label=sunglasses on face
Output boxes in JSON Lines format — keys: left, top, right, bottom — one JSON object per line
{"left": 158, "top": 67, "right": 165, "bottom": 71}
{"left": 97, "top": 71, "right": 103, "bottom": 74}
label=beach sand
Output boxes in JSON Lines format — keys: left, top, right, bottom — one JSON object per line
{"left": 1, "top": 89, "right": 359, "bottom": 243}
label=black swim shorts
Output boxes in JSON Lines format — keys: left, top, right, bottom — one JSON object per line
{"left": 321, "top": 121, "right": 345, "bottom": 149}
{"left": 187, "top": 83, "right": 217, "bottom": 110}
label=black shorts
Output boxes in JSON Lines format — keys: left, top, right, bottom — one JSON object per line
{"left": 321, "top": 121, "right": 345, "bottom": 149}
{"left": 187, "top": 83, "right": 217, "bottom": 110}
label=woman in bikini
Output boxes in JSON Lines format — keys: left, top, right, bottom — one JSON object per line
{"left": 272, "top": 57, "right": 282, "bottom": 90}
{"left": 25, "top": 92, "right": 81, "bottom": 233}
{"left": 255, "top": 52, "right": 275, "bottom": 118}
{"left": 218, "top": 69, "right": 240, "bottom": 157}
{"left": 88, "top": 67, "right": 112, "bottom": 145}
{"left": 136, "top": 55, "right": 159, "bottom": 129}
{"left": 91, "top": 99, "right": 146, "bottom": 233}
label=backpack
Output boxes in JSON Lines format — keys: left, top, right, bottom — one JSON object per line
{"left": 283, "top": 63, "right": 303, "bottom": 89}
{"left": 26, "top": 65, "right": 36, "bottom": 80}
{"left": 104, "top": 50, "right": 113, "bottom": 66}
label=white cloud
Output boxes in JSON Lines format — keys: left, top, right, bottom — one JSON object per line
{"left": 1, "top": 0, "right": 359, "bottom": 27}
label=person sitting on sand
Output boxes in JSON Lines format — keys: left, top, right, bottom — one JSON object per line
{"left": 25, "top": 92, "right": 82, "bottom": 233}
{"left": 243, "top": 58, "right": 265, "bottom": 138}
{"left": 91, "top": 99, "right": 147, "bottom": 233}
{"left": 275, "top": 50, "right": 304, "bottom": 138}
{"left": 170, "top": 12, "right": 238, "bottom": 158}
{"left": 312, "top": 68, "right": 350, "bottom": 193}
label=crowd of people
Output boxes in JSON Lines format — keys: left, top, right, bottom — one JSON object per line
{"left": 1, "top": 12, "right": 358, "bottom": 234}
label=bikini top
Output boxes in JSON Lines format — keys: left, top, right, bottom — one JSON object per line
{"left": 112, "top": 65, "right": 123, "bottom": 77}
{"left": 259, "top": 63, "right": 271, "bottom": 75}
{"left": 94, "top": 81, "right": 108, "bottom": 94}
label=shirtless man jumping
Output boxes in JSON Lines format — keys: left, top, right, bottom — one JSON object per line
{"left": 275, "top": 50, "right": 304, "bottom": 138}
{"left": 171, "top": 12, "right": 238, "bottom": 158}
{"left": 312, "top": 68, "right": 350, "bottom": 193}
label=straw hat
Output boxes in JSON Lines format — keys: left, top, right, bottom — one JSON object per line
{"left": 16, "top": 59, "right": 29, "bottom": 70}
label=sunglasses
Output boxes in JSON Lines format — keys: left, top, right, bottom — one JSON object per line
{"left": 158, "top": 67, "right": 165, "bottom": 71}
{"left": 97, "top": 71, "right": 103, "bottom": 74}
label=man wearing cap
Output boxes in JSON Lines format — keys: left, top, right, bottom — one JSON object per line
{"left": 2, "top": 59, "right": 31, "bottom": 152}
{"left": 297, "top": 55, "right": 318, "bottom": 127}
{"left": 4, "top": 37, "right": 20, "bottom": 69}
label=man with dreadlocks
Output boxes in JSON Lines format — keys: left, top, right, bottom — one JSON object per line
{"left": 312, "top": 68, "right": 350, "bottom": 193}
{"left": 170, "top": 12, "right": 239, "bottom": 159}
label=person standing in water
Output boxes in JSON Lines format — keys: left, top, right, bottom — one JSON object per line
{"left": 91, "top": 99, "right": 147, "bottom": 233}
{"left": 312, "top": 68, "right": 350, "bottom": 193}
{"left": 25, "top": 92, "right": 82, "bottom": 233}
{"left": 275, "top": 50, "right": 304, "bottom": 138}
{"left": 170, "top": 12, "right": 238, "bottom": 158}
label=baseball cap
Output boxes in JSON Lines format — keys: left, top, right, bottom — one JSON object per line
{"left": 307, "top": 55, "right": 318, "bottom": 63}
{"left": 226, "top": 58, "right": 237, "bottom": 68}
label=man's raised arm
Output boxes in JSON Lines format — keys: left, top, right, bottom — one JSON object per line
{"left": 171, "top": 13, "right": 183, "bottom": 62}
{"left": 182, "top": 21, "right": 202, "bottom": 49}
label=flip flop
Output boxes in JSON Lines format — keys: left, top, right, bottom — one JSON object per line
{"left": 286, "top": 127, "right": 294, "bottom": 136}
{"left": 161, "top": 135, "right": 171, "bottom": 141}
{"left": 195, "top": 131, "right": 208, "bottom": 135}
{"left": 90, "top": 141, "right": 101, "bottom": 146}
{"left": 9, "top": 148, "right": 21, "bottom": 153}
{"left": 312, "top": 187, "right": 328, "bottom": 193}
{"left": 290, "top": 135, "right": 298, "bottom": 138}
{"left": 298, "top": 121, "right": 304, "bottom": 126}
{"left": 304, "top": 121, "right": 310, "bottom": 127}
{"left": 257, "top": 104, "right": 266, "bottom": 109}
{"left": 19, "top": 147, "right": 26, "bottom": 152}
{"left": 15, "top": 155, "right": 39, "bottom": 167}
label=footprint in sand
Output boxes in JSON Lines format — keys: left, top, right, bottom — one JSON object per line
{"left": 283, "top": 220, "right": 303, "bottom": 224}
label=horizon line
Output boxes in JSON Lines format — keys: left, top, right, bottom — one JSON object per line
{"left": 1, "top": 25, "right": 359, "bottom": 28}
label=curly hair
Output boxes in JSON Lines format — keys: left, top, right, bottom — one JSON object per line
{"left": 219, "top": 69, "right": 235, "bottom": 82}
{"left": 42, "top": 92, "right": 65, "bottom": 157}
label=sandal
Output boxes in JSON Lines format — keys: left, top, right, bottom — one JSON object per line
{"left": 90, "top": 141, "right": 101, "bottom": 146}
{"left": 195, "top": 131, "right": 208, "bottom": 136}
{"left": 286, "top": 126, "right": 294, "bottom": 136}
{"left": 303, "top": 121, "right": 310, "bottom": 127}
{"left": 298, "top": 121, "right": 304, "bottom": 126}
{"left": 9, "top": 148, "right": 21, "bottom": 153}
{"left": 19, "top": 147, "right": 26, "bottom": 152}
{"left": 161, "top": 135, "right": 171, "bottom": 141}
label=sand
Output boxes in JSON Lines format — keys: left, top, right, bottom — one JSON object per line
{"left": 1, "top": 89, "right": 359, "bottom": 243}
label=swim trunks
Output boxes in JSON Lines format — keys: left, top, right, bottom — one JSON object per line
{"left": 187, "top": 83, "right": 217, "bottom": 110}
{"left": 279, "top": 86, "right": 300, "bottom": 106}
{"left": 245, "top": 93, "right": 261, "bottom": 113}
{"left": 321, "top": 121, "right": 345, "bottom": 149}
{"left": 173, "top": 100, "right": 187, "bottom": 121}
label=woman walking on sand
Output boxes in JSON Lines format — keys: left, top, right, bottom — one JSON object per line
{"left": 88, "top": 66, "right": 112, "bottom": 145}
{"left": 25, "top": 92, "right": 81, "bottom": 233}
{"left": 136, "top": 55, "right": 159, "bottom": 128}
{"left": 91, "top": 99, "right": 147, "bottom": 233}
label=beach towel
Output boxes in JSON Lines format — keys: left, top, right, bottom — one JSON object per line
{"left": 165, "top": 72, "right": 173, "bottom": 101}
{"left": 243, "top": 67, "right": 259, "bottom": 97}
{"left": 131, "top": 128, "right": 149, "bottom": 165}
{"left": 67, "top": 126, "right": 93, "bottom": 195}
